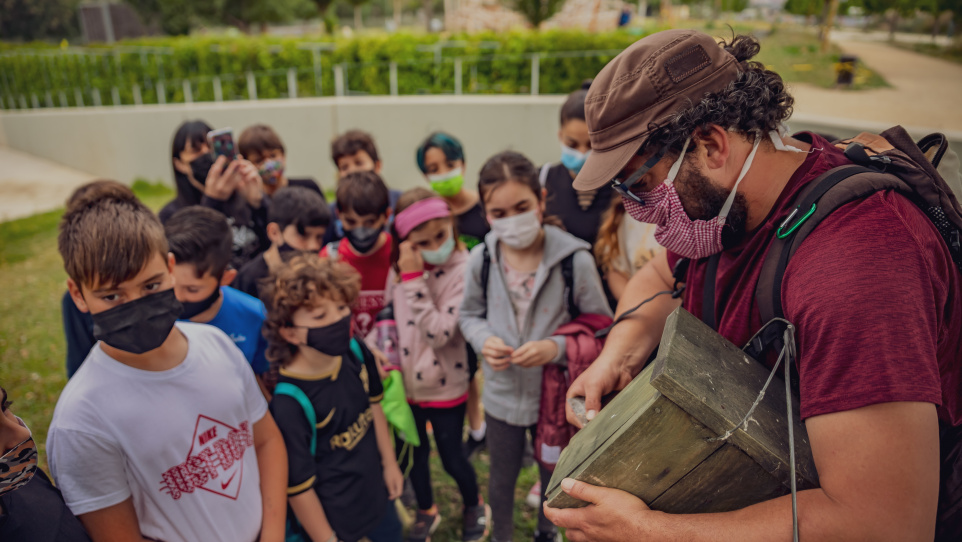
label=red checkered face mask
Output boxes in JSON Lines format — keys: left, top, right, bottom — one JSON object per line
{"left": 623, "top": 135, "right": 761, "bottom": 259}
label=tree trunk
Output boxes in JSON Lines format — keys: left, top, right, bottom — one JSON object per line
{"left": 889, "top": 11, "right": 898, "bottom": 41}
{"left": 354, "top": 4, "right": 363, "bottom": 30}
{"left": 393, "top": 0, "right": 403, "bottom": 28}
{"left": 423, "top": 0, "right": 433, "bottom": 31}
{"left": 820, "top": 0, "right": 839, "bottom": 52}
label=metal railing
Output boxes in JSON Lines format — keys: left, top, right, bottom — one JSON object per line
{"left": 0, "top": 48, "right": 623, "bottom": 110}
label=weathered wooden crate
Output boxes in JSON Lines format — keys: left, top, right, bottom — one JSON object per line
{"left": 546, "top": 308, "right": 819, "bottom": 513}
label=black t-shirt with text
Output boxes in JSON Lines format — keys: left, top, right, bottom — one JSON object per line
{"left": 269, "top": 340, "right": 386, "bottom": 542}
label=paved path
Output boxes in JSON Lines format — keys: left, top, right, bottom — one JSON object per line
{"left": 0, "top": 146, "right": 96, "bottom": 222}
{"left": 790, "top": 37, "right": 962, "bottom": 132}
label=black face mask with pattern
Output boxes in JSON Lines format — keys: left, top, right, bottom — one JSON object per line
{"left": 303, "top": 315, "right": 352, "bottom": 357}
{"left": 91, "top": 289, "right": 183, "bottom": 354}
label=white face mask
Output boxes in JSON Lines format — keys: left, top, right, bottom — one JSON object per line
{"left": 490, "top": 209, "right": 542, "bottom": 250}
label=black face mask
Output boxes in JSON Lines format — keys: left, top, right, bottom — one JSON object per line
{"left": 179, "top": 286, "right": 221, "bottom": 320}
{"left": 91, "top": 289, "right": 183, "bottom": 354}
{"left": 189, "top": 154, "right": 215, "bottom": 186}
{"left": 343, "top": 226, "right": 380, "bottom": 254}
{"left": 304, "top": 315, "right": 352, "bottom": 357}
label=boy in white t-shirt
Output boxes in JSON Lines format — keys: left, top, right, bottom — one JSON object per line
{"left": 47, "top": 182, "right": 288, "bottom": 542}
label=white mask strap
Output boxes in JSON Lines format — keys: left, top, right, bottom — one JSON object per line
{"left": 666, "top": 138, "right": 691, "bottom": 183}
{"left": 719, "top": 134, "right": 762, "bottom": 220}
{"left": 770, "top": 123, "right": 805, "bottom": 153}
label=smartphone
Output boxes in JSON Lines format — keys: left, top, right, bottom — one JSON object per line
{"left": 207, "top": 128, "right": 237, "bottom": 162}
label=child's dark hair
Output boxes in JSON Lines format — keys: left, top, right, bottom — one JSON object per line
{"left": 336, "top": 171, "right": 390, "bottom": 217}
{"left": 171, "top": 120, "right": 212, "bottom": 207}
{"left": 238, "top": 124, "right": 285, "bottom": 161}
{"left": 261, "top": 254, "right": 361, "bottom": 375}
{"left": 331, "top": 129, "right": 380, "bottom": 166}
{"left": 560, "top": 79, "right": 592, "bottom": 126}
{"left": 164, "top": 207, "right": 233, "bottom": 279}
{"left": 415, "top": 132, "right": 465, "bottom": 174}
{"left": 478, "top": 151, "right": 564, "bottom": 229}
{"left": 58, "top": 180, "right": 168, "bottom": 289}
{"left": 269, "top": 186, "right": 331, "bottom": 234}
{"left": 389, "top": 187, "right": 462, "bottom": 273}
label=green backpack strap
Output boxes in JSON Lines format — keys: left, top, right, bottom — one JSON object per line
{"left": 349, "top": 337, "right": 364, "bottom": 365}
{"left": 273, "top": 383, "right": 317, "bottom": 455}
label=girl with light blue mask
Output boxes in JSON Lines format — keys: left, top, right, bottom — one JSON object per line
{"left": 386, "top": 188, "right": 489, "bottom": 542}
{"left": 542, "top": 80, "right": 615, "bottom": 246}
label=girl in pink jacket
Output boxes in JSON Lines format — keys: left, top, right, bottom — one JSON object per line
{"left": 387, "top": 188, "right": 488, "bottom": 542}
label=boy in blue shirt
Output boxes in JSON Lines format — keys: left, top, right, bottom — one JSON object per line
{"left": 164, "top": 206, "right": 270, "bottom": 377}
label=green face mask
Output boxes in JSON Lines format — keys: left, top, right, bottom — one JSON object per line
{"left": 428, "top": 169, "right": 464, "bottom": 197}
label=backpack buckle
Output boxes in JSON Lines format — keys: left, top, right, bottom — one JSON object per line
{"left": 844, "top": 142, "right": 891, "bottom": 172}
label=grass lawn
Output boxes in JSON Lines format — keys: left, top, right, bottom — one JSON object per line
{"left": 659, "top": 20, "right": 889, "bottom": 90}
{"left": 0, "top": 181, "right": 546, "bottom": 540}
{"left": 896, "top": 41, "right": 962, "bottom": 65}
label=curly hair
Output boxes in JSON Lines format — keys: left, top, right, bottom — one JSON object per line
{"left": 261, "top": 254, "right": 361, "bottom": 380}
{"left": 644, "top": 34, "right": 795, "bottom": 155}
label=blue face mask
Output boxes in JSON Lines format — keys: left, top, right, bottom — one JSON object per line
{"left": 560, "top": 144, "right": 590, "bottom": 174}
{"left": 420, "top": 229, "right": 456, "bottom": 266}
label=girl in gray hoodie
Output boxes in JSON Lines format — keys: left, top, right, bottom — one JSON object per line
{"left": 458, "top": 151, "right": 612, "bottom": 542}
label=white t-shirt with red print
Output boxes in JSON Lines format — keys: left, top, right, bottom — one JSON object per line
{"left": 47, "top": 322, "right": 268, "bottom": 542}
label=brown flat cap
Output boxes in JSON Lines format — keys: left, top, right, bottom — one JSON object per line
{"left": 574, "top": 29, "right": 740, "bottom": 190}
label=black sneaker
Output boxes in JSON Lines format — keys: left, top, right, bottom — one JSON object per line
{"left": 407, "top": 509, "right": 441, "bottom": 542}
{"left": 533, "top": 530, "right": 561, "bottom": 542}
{"left": 463, "top": 433, "right": 486, "bottom": 460}
{"left": 462, "top": 501, "right": 491, "bottom": 541}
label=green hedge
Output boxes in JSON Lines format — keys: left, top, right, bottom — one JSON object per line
{"left": 0, "top": 30, "right": 646, "bottom": 107}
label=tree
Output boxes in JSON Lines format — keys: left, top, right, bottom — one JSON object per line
{"left": 857, "top": 0, "right": 915, "bottom": 39}
{"left": 342, "top": 0, "right": 370, "bottom": 29}
{"left": 123, "top": 0, "right": 315, "bottom": 35}
{"left": 0, "top": 0, "right": 80, "bottom": 41}
{"left": 514, "top": 0, "right": 566, "bottom": 28}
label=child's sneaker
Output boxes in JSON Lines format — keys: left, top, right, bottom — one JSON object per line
{"left": 462, "top": 499, "right": 491, "bottom": 542}
{"left": 524, "top": 481, "right": 541, "bottom": 508}
{"left": 533, "top": 529, "right": 562, "bottom": 542}
{"left": 407, "top": 508, "right": 442, "bottom": 542}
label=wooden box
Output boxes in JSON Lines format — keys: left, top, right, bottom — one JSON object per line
{"left": 546, "top": 308, "right": 820, "bottom": 513}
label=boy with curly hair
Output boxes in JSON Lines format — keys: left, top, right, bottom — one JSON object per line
{"left": 263, "top": 254, "right": 404, "bottom": 542}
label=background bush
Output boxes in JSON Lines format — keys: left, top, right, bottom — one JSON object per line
{"left": 0, "top": 30, "right": 644, "bottom": 107}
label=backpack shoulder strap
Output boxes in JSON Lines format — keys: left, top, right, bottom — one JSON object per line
{"left": 349, "top": 337, "right": 364, "bottom": 365}
{"left": 539, "top": 163, "right": 552, "bottom": 187}
{"left": 273, "top": 382, "right": 317, "bottom": 455}
{"left": 480, "top": 244, "right": 491, "bottom": 319}
{"left": 755, "top": 164, "right": 907, "bottom": 326}
{"left": 561, "top": 253, "right": 580, "bottom": 319}
{"left": 702, "top": 254, "right": 721, "bottom": 330}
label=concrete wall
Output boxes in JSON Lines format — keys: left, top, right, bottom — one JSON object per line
{"left": 1, "top": 95, "right": 961, "bottom": 193}
{"left": 0, "top": 96, "right": 568, "bottom": 193}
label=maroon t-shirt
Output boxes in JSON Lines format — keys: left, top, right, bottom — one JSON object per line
{"left": 667, "top": 133, "right": 962, "bottom": 425}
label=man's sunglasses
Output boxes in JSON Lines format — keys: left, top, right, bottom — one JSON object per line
{"left": 610, "top": 146, "right": 666, "bottom": 204}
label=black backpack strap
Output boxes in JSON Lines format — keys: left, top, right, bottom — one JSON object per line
{"left": 756, "top": 164, "right": 910, "bottom": 324}
{"left": 702, "top": 254, "right": 721, "bottom": 330}
{"left": 561, "top": 253, "right": 580, "bottom": 320}
{"left": 480, "top": 244, "right": 490, "bottom": 319}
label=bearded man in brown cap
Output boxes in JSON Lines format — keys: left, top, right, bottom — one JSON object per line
{"left": 543, "top": 29, "right": 962, "bottom": 541}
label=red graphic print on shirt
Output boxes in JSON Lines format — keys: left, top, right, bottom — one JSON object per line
{"left": 159, "top": 415, "right": 254, "bottom": 500}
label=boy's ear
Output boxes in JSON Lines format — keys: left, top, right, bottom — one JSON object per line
{"left": 167, "top": 253, "right": 176, "bottom": 274}
{"left": 267, "top": 222, "right": 283, "bottom": 245}
{"left": 66, "top": 278, "right": 90, "bottom": 314}
{"left": 374, "top": 160, "right": 383, "bottom": 175}
{"left": 220, "top": 268, "right": 238, "bottom": 286}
